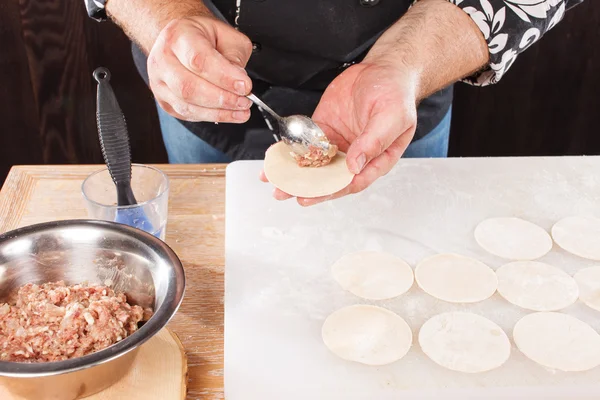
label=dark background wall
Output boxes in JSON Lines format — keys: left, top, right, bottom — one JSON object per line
{"left": 0, "top": 0, "right": 167, "bottom": 184}
{"left": 450, "top": 2, "right": 600, "bottom": 157}
{"left": 1, "top": 0, "right": 598, "bottom": 185}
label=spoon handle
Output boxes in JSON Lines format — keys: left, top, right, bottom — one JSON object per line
{"left": 247, "top": 94, "right": 282, "bottom": 121}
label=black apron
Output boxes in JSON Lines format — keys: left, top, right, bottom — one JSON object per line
{"left": 132, "top": 0, "right": 453, "bottom": 159}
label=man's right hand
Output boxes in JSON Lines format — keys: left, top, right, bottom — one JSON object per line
{"left": 148, "top": 17, "right": 254, "bottom": 123}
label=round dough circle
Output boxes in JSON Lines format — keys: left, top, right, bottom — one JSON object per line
{"left": 474, "top": 217, "right": 552, "bottom": 260}
{"left": 263, "top": 141, "right": 354, "bottom": 198}
{"left": 331, "top": 251, "right": 414, "bottom": 300}
{"left": 496, "top": 261, "right": 578, "bottom": 311}
{"left": 574, "top": 266, "right": 600, "bottom": 311}
{"left": 415, "top": 254, "right": 497, "bottom": 303}
{"left": 552, "top": 216, "right": 600, "bottom": 260}
{"left": 513, "top": 312, "right": 600, "bottom": 372}
{"left": 322, "top": 305, "right": 412, "bottom": 366}
{"left": 419, "top": 312, "right": 510, "bottom": 373}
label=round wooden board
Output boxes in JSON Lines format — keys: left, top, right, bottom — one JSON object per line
{"left": 0, "top": 328, "right": 188, "bottom": 400}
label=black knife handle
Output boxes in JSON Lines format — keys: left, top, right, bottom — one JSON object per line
{"left": 116, "top": 181, "right": 138, "bottom": 206}
{"left": 94, "top": 67, "right": 137, "bottom": 206}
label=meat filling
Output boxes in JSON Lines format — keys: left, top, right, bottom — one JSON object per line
{"left": 0, "top": 281, "right": 151, "bottom": 363}
{"left": 293, "top": 144, "right": 339, "bottom": 168}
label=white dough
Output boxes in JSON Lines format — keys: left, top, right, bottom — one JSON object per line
{"left": 574, "top": 266, "right": 600, "bottom": 312}
{"left": 415, "top": 254, "right": 497, "bottom": 303}
{"left": 321, "top": 305, "right": 412, "bottom": 366}
{"left": 331, "top": 251, "right": 414, "bottom": 300}
{"left": 474, "top": 217, "right": 552, "bottom": 260}
{"left": 263, "top": 141, "right": 354, "bottom": 198}
{"left": 496, "top": 261, "right": 579, "bottom": 311}
{"left": 552, "top": 216, "right": 600, "bottom": 260}
{"left": 419, "top": 312, "right": 510, "bottom": 373}
{"left": 513, "top": 312, "right": 600, "bottom": 372}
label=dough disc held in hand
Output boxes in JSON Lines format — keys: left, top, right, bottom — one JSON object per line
{"left": 419, "top": 312, "right": 510, "bottom": 373}
{"left": 574, "top": 266, "right": 600, "bottom": 311}
{"left": 321, "top": 305, "right": 412, "bottom": 366}
{"left": 474, "top": 217, "right": 552, "bottom": 260}
{"left": 263, "top": 141, "right": 354, "bottom": 198}
{"left": 496, "top": 261, "right": 578, "bottom": 311}
{"left": 415, "top": 254, "right": 497, "bottom": 303}
{"left": 552, "top": 216, "right": 600, "bottom": 260}
{"left": 331, "top": 251, "right": 414, "bottom": 300}
{"left": 513, "top": 312, "right": 600, "bottom": 372}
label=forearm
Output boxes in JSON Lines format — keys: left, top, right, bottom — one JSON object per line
{"left": 106, "top": 0, "right": 213, "bottom": 53}
{"left": 365, "top": 0, "right": 489, "bottom": 101}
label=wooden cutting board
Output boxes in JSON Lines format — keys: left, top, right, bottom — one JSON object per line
{"left": 0, "top": 328, "right": 187, "bottom": 400}
{"left": 0, "top": 165, "right": 225, "bottom": 399}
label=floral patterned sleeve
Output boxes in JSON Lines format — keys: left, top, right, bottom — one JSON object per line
{"left": 449, "top": 0, "right": 584, "bottom": 85}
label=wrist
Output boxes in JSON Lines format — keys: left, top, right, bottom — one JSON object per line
{"left": 362, "top": 45, "right": 425, "bottom": 104}
{"left": 152, "top": 6, "right": 215, "bottom": 30}
{"left": 364, "top": 0, "right": 488, "bottom": 101}
{"left": 106, "top": 0, "right": 214, "bottom": 53}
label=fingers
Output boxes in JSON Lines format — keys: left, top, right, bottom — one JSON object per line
{"left": 259, "top": 114, "right": 414, "bottom": 205}
{"left": 171, "top": 27, "right": 252, "bottom": 95}
{"left": 297, "top": 130, "right": 413, "bottom": 207}
{"left": 154, "top": 83, "right": 250, "bottom": 123}
{"left": 259, "top": 132, "right": 412, "bottom": 206}
{"left": 345, "top": 110, "right": 406, "bottom": 175}
{"left": 213, "top": 25, "right": 254, "bottom": 69}
{"left": 259, "top": 170, "right": 268, "bottom": 183}
{"left": 274, "top": 189, "right": 294, "bottom": 201}
{"left": 159, "top": 59, "right": 252, "bottom": 110}
{"left": 314, "top": 121, "right": 351, "bottom": 153}
{"left": 297, "top": 187, "right": 351, "bottom": 207}
{"left": 147, "top": 17, "right": 254, "bottom": 123}
{"left": 259, "top": 170, "right": 294, "bottom": 200}
{"left": 295, "top": 168, "right": 375, "bottom": 207}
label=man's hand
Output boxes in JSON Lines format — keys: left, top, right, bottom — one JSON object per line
{"left": 260, "top": 62, "right": 418, "bottom": 206}
{"left": 261, "top": 0, "right": 489, "bottom": 206}
{"left": 309, "top": 62, "right": 419, "bottom": 205}
{"left": 148, "top": 17, "right": 253, "bottom": 123}
{"left": 106, "top": 0, "right": 253, "bottom": 123}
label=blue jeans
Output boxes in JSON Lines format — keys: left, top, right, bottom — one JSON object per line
{"left": 402, "top": 107, "right": 451, "bottom": 158}
{"left": 157, "top": 103, "right": 451, "bottom": 163}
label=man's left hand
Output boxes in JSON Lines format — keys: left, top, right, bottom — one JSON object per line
{"left": 260, "top": 60, "right": 419, "bottom": 206}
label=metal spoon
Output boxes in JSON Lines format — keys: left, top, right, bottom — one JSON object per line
{"left": 247, "top": 93, "right": 332, "bottom": 157}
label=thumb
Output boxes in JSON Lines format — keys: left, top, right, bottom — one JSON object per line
{"left": 215, "top": 28, "right": 253, "bottom": 68}
{"left": 345, "top": 111, "right": 403, "bottom": 175}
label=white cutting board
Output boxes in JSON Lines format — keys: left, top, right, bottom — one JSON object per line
{"left": 224, "top": 156, "right": 600, "bottom": 399}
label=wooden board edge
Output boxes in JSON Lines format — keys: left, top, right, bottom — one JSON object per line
{"left": 0, "top": 163, "right": 229, "bottom": 233}
{"left": 165, "top": 328, "right": 189, "bottom": 400}
{"left": 3, "top": 164, "right": 228, "bottom": 179}
{"left": 0, "top": 166, "right": 35, "bottom": 233}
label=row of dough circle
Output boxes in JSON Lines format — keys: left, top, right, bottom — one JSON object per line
{"left": 331, "top": 251, "right": 600, "bottom": 312}
{"left": 322, "top": 306, "right": 600, "bottom": 373}
{"left": 475, "top": 215, "right": 600, "bottom": 261}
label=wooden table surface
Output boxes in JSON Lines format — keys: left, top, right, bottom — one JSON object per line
{"left": 0, "top": 164, "right": 228, "bottom": 400}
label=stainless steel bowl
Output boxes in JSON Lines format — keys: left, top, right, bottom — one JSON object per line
{"left": 0, "top": 220, "right": 185, "bottom": 400}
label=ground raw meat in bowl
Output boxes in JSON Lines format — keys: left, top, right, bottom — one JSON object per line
{"left": 0, "top": 281, "right": 153, "bottom": 363}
